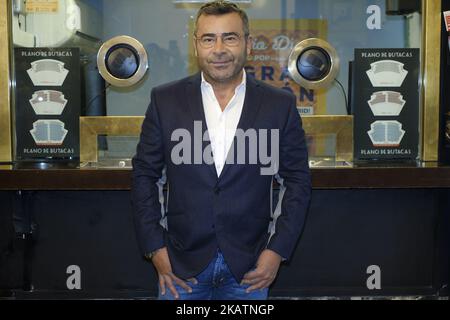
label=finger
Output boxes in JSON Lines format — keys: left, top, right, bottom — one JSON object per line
{"left": 242, "top": 269, "right": 263, "bottom": 281}
{"left": 246, "top": 280, "right": 270, "bottom": 293}
{"left": 187, "top": 278, "right": 198, "bottom": 285}
{"left": 159, "top": 275, "right": 166, "bottom": 296}
{"left": 241, "top": 275, "right": 264, "bottom": 285}
{"left": 171, "top": 274, "right": 193, "bottom": 293}
{"left": 163, "top": 275, "right": 180, "bottom": 299}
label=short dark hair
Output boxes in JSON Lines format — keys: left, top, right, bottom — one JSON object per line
{"left": 194, "top": 0, "right": 249, "bottom": 37}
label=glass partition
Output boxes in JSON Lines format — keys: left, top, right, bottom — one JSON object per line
{"left": 8, "top": 0, "right": 423, "bottom": 165}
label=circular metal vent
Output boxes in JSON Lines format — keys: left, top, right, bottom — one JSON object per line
{"left": 288, "top": 38, "right": 339, "bottom": 89}
{"left": 97, "top": 36, "right": 148, "bottom": 87}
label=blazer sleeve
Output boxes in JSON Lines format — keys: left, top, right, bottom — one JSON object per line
{"left": 131, "top": 88, "right": 166, "bottom": 256}
{"left": 266, "top": 95, "right": 312, "bottom": 260}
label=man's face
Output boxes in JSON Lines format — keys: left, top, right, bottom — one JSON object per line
{"left": 194, "top": 12, "right": 251, "bottom": 84}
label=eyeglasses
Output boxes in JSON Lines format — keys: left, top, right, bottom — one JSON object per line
{"left": 194, "top": 32, "right": 247, "bottom": 49}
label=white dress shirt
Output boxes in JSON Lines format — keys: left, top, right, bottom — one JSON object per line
{"left": 201, "top": 71, "right": 246, "bottom": 177}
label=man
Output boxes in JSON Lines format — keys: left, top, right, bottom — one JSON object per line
{"left": 132, "top": 0, "right": 311, "bottom": 300}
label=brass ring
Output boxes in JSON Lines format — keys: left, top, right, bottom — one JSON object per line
{"left": 288, "top": 38, "right": 340, "bottom": 89}
{"left": 97, "top": 35, "right": 148, "bottom": 87}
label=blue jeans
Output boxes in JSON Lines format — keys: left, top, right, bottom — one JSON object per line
{"left": 158, "top": 251, "right": 268, "bottom": 300}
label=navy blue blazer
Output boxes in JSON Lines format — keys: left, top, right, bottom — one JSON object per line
{"left": 131, "top": 73, "right": 311, "bottom": 282}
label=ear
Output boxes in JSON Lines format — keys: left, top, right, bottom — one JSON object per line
{"left": 193, "top": 40, "right": 198, "bottom": 57}
{"left": 246, "top": 35, "right": 253, "bottom": 55}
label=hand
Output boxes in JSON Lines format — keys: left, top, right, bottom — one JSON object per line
{"left": 151, "top": 247, "right": 198, "bottom": 299}
{"left": 241, "top": 249, "right": 282, "bottom": 293}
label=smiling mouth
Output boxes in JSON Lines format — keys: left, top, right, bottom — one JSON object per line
{"left": 210, "top": 60, "right": 232, "bottom": 66}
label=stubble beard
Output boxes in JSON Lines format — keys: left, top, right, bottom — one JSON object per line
{"left": 199, "top": 49, "right": 247, "bottom": 85}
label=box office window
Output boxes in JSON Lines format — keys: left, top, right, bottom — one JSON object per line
{"left": 9, "top": 0, "right": 422, "bottom": 163}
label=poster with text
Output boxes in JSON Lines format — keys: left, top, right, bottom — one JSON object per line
{"left": 352, "top": 48, "right": 420, "bottom": 161}
{"left": 14, "top": 47, "right": 80, "bottom": 161}
{"left": 189, "top": 19, "right": 328, "bottom": 115}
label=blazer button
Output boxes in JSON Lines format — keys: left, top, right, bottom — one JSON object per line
{"left": 214, "top": 187, "right": 220, "bottom": 195}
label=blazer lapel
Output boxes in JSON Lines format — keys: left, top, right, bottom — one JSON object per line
{"left": 185, "top": 73, "right": 217, "bottom": 180}
{"left": 186, "top": 73, "right": 204, "bottom": 122}
{"left": 218, "top": 75, "right": 263, "bottom": 181}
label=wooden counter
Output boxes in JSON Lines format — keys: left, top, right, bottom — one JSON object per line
{"left": 2, "top": 162, "right": 450, "bottom": 190}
